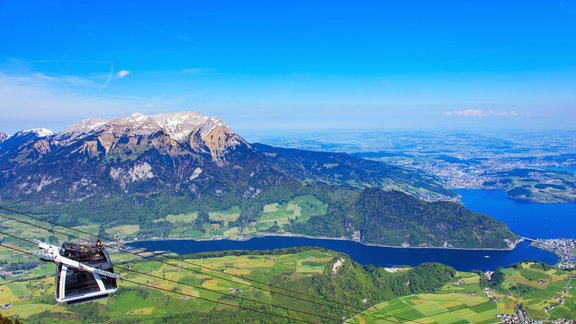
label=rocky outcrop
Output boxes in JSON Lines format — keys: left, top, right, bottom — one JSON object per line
{"left": 0, "top": 111, "right": 454, "bottom": 205}
{"left": 0, "top": 112, "right": 276, "bottom": 201}
{"left": 110, "top": 162, "right": 155, "bottom": 189}
{"left": 53, "top": 112, "right": 245, "bottom": 164}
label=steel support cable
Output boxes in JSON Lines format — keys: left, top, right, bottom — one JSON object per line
{"left": 0, "top": 242, "right": 320, "bottom": 324}
{"left": 0, "top": 213, "right": 379, "bottom": 321}
{"left": 0, "top": 208, "right": 462, "bottom": 324}
{"left": 0, "top": 230, "right": 452, "bottom": 324}
{"left": 0, "top": 206, "right": 383, "bottom": 315}
{"left": 1, "top": 225, "right": 346, "bottom": 322}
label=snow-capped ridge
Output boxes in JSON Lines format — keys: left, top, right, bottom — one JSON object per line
{"left": 56, "top": 112, "right": 235, "bottom": 144}
{"left": 54, "top": 118, "right": 109, "bottom": 145}
{"left": 151, "top": 112, "right": 230, "bottom": 142}
{"left": 15, "top": 128, "right": 54, "bottom": 138}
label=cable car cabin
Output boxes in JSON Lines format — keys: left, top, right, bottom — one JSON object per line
{"left": 36, "top": 240, "right": 119, "bottom": 304}
{"left": 55, "top": 242, "right": 118, "bottom": 303}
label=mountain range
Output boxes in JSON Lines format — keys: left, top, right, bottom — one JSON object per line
{"left": 0, "top": 112, "right": 517, "bottom": 248}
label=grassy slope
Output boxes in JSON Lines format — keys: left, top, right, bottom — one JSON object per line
{"left": 349, "top": 271, "right": 498, "bottom": 324}
{"left": 351, "top": 262, "right": 576, "bottom": 323}
{"left": 2, "top": 184, "right": 518, "bottom": 249}
{"left": 0, "top": 246, "right": 456, "bottom": 323}
{"left": 1, "top": 236, "right": 574, "bottom": 324}
{"left": 1, "top": 248, "right": 337, "bottom": 322}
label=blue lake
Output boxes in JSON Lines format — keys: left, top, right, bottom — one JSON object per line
{"left": 129, "top": 236, "right": 556, "bottom": 272}
{"left": 129, "top": 189, "right": 571, "bottom": 271}
{"left": 456, "top": 189, "right": 576, "bottom": 239}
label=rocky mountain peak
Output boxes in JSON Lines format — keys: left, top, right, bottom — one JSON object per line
{"left": 13, "top": 128, "right": 54, "bottom": 139}
{"left": 56, "top": 112, "right": 236, "bottom": 142}
{"left": 52, "top": 112, "right": 246, "bottom": 163}
{"left": 142, "top": 111, "right": 230, "bottom": 142}
{"left": 0, "top": 132, "right": 7, "bottom": 143}
{"left": 54, "top": 118, "right": 108, "bottom": 145}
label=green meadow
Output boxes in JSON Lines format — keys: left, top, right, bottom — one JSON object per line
{"left": 350, "top": 263, "right": 576, "bottom": 323}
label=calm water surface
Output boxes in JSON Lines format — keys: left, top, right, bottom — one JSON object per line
{"left": 129, "top": 236, "right": 556, "bottom": 271}
{"left": 129, "top": 189, "right": 571, "bottom": 271}
{"left": 456, "top": 189, "right": 576, "bottom": 239}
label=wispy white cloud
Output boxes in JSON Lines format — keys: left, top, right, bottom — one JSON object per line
{"left": 180, "top": 68, "right": 216, "bottom": 75}
{"left": 117, "top": 70, "right": 130, "bottom": 78}
{"left": 445, "top": 109, "right": 529, "bottom": 117}
{"left": 30, "top": 59, "right": 111, "bottom": 64}
{"left": 0, "top": 71, "right": 181, "bottom": 133}
{"left": 99, "top": 65, "right": 115, "bottom": 92}
{"left": 1, "top": 71, "right": 100, "bottom": 89}
{"left": 489, "top": 110, "right": 520, "bottom": 117}
{"left": 99, "top": 65, "right": 131, "bottom": 92}
{"left": 445, "top": 109, "right": 485, "bottom": 117}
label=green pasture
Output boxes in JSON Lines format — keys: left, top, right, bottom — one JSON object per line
{"left": 255, "top": 195, "right": 328, "bottom": 231}
{"left": 165, "top": 212, "right": 198, "bottom": 223}
{"left": 349, "top": 292, "right": 497, "bottom": 324}
{"left": 0, "top": 248, "right": 334, "bottom": 320}
{"left": 209, "top": 206, "right": 241, "bottom": 223}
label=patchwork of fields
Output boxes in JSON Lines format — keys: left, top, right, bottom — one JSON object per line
{"left": 496, "top": 263, "right": 576, "bottom": 319}
{"left": 350, "top": 263, "right": 576, "bottom": 323}
{"left": 349, "top": 272, "right": 498, "bottom": 324}
{"left": 144, "top": 194, "right": 328, "bottom": 240}
{"left": 1, "top": 203, "right": 575, "bottom": 323}
{"left": 1, "top": 238, "right": 575, "bottom": 323}
{"left": 0, "top": 248, "right": 336, "bottom": 322}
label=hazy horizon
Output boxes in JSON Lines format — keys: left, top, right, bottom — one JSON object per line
{"left": 3, "top": 109, "right": 576, "bottom": 144}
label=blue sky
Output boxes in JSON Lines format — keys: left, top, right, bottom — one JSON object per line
{"left": 0, "top": 0, "right": 575, "bottom": 135}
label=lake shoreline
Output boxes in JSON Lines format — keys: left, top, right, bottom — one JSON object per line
{"left": 453, "top": 187, "right": 576, "bottom": 204}
{"left": 127, "top": 235, "right": 557, "bottom": 271}
{"left": 126, "top": 189, "right": 568, "bottom": 271}
{"left": 125, "top": 232, "right": 522, "bottom": 252}
{"left": 456, "top": 189, "right": 576, "bottom": 239}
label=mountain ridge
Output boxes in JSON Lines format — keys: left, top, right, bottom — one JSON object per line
{"left": 0, "top": 112, "right": 518, "bottom": 249}
{"left": 252, "top": 143, "right": 454, "bottom": 201}
{"left": 0, "top": 112, "right": 453, "bottom": 202}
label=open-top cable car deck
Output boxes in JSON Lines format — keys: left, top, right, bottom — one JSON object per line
{"left": 35, "top": 239, "right": 119, "bottom": 303}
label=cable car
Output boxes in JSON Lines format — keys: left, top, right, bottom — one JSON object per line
{"left": 36, "top": 239, "right": 119, "bottom": 303}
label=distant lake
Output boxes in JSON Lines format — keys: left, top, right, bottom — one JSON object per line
{"left": 456, "top": 189, "right": 576, "bottom": 239}
{"left": 128, "top": 236, "right": 556, "bottom": 272}
{"left": 542, "top": 165, "right": 576, "bottom": 175}
{"left": 129, "top": 189, "right": 568, "bottom": 271}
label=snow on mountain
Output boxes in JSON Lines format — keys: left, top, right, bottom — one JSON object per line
{"left": 0, "top": 112, "right": 269, "bottom": 201}
{"left": 54, "top": 118, "right": 109, "bottom": 145}
{"left": 14, "top": 128, "right": 54, "bottom": 138}
{"left": 55, "top": 112, "right": 235, "bottom": 145}
{"left": 153, "top": 112, "right": 216, "bottom": 142}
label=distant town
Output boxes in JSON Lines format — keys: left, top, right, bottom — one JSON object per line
{"left": 261, "top": 130, "right": 576, "bottom": 204}
{"left": 532, "top": 239, "right": 576, "bottom": 270}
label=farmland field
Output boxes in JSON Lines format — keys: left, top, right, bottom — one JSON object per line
{"left": 349, "top": 271, "right": 498, "bottom": 324}
{"left": 255, "top": 195, "right": 328, "bottom": 232}
{"left": 0, "top": 246, "right": 337, "bottom": 322}
{"left": 0, "top": 212, "right": 575, "bottom": 323}
{"left": 38, "top": 195, "right": 331, "bottom": 241}
{"left": 350, "top": 262, "right": 576, "bottom": 323}
{"left": 209, "top": 206, "right": 241, "bottom": 223}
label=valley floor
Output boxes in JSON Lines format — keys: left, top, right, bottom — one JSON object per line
{"left": 350, "top": 262, "right": 576, "bottom": 323}
{"left": 0, "top": 243, "right": 574, "bottom": 323}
